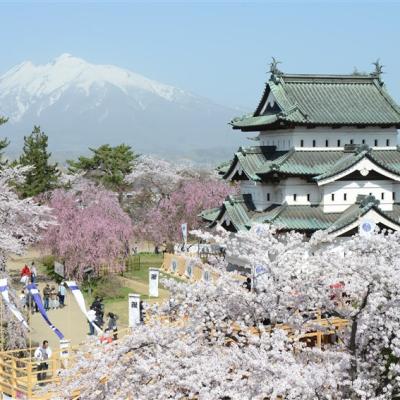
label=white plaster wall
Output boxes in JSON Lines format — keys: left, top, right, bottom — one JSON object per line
{"left": 259, "top": 133, "right": 294, "bottom": 150}
{"left": 241, "top": 178, "right": 322, "bottom": 209}
{"left": 240, "top": 174, "right": 399, "bottom": 215}
{"left": 258, "top": 127, "right": 398, "bottom": 151}
{"left": 280, "top": 178, "right": 321, "bottom": 205}
{"left": 322, "top": 180, "right": 394, "bottom": 212}
{"left": 240, "top": 181, "right": 274, "bottom": 211}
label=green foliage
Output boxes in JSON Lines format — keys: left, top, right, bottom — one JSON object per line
{"left": 67, "top": 144, "right": 138, "bottom": 191}
{"left": 90, "top": 276, "right": 134, "bottom": 300}
{"left": 124, "top": 253, "right": 163, "bottom": 282}
{"left": 0, "top": 116, "right": 10, "bottom": 166}
{"left": 39, "top": 254, "right": 64, "bottom": 283}
{"left": 17, "top": 126, "right": 60, "bottom": 198}
{"left": 40, "top": 254, "right": 56, "bottom": 269}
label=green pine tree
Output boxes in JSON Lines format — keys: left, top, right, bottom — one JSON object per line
{"left": 68, "top": 143, "right": 138, "bottom": 192}
{"left": 17, "top": 125, "right": 60, "bottom": 197}
{"left": 0, "top": 117, "right": 10, "bottom": 166}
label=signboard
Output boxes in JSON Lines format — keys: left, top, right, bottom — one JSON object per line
{"left": 148, "top": 268, "right": 160, "bottom": 297}
{"left": 253, "top": 264, "right": 270, "bottom": 290}
{"left": 359, "top": 219, "right": 376, "bottom": 237}
{"left": 181, "top": 223, "right": 188, "bottom": 244}
{"left": 54, "top": 261, "right": 65, "bottom": 278}
{"left": 128, "top": 294, "right": 141, "bottom": 327}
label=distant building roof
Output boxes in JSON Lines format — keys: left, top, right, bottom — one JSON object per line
{"left": 231, "top": 72, "right": 400, "bottom": 130}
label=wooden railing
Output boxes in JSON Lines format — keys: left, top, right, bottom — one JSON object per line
{"left": 0, "top": 327, "right": 132, "bottom": 399}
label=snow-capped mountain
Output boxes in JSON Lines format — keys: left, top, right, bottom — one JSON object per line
{"left": 0, "top": 54, "right": 243, "bottom": 162}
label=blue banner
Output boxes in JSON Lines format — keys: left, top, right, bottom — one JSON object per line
{"left": 0, "top": 278, "right": 30, "bottom": 330}
{"left": 27, "top": 283, "right": 64, "bottom": 340}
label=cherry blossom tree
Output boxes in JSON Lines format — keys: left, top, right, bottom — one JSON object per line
{"left": 0, "top": 166, "right": 53, "bottom": 349}
{"left": 0, "top": 166, "right": 53, "bottom": 262}
{"left": 135, "top": 178, "right": 235, "bottom": 245}
{"left": 40, "top": 184, "right": 133, "bottom": 279}
{"left": 56, "top": 228, "right": 400, "bottom": 399}
{"left": 125, "top": 155, "right": 236, "bottom": 245}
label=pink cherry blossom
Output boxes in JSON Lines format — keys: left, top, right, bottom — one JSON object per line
{"left": 41, "top": 184, "right": 133, "bottom": 279}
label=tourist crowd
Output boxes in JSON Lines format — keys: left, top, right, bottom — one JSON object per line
{"left": 19, "top": 262, "right": 68, "bottom": 312}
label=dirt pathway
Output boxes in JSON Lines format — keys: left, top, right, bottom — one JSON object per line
{"left": 7, "top": 252, "right": 91, "bottom": 349}
{"left": 6, "top": 251, "right": 171, "bottom": 349}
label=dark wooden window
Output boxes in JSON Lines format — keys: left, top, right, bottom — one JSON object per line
{"left": 325, "top": 140, "right": 329, "bottom": 147}
{"left": 307, "top": 194, "right": 310, "bottom": 202}
{"left": 337, "top": 139, "right": 341, "bottom": 147}
{"left": 387, "top": 139, "right": 390, "bottom": 146}
{"left": 381, "top": 192, "right": 384, "bottom": 200}
{"left": 362, "top": 139, "right": 366, "bottom": 144}
{"left": 300, "top": 140, "right": 304, "bottom": 147}
{"left": 312, "top": 140, "right": 316, "bottom": 147}
{"left": 344, "top": 193, "right": 347, "bottom": 201}
{"left": 331, "top": 194, "right": 335, "bottom": 201}
{"left": 293, "top": 194, "right": 297, "bottom": 202}
{"left": 393, "top": 192, "right": 396, "bottom": 201}
{"left": 374, "top": 139, "right": 378, "bottom": 146}
{"left": 350, "top": 139, "right": 354, "bottom": 145}
{"left": 267, "top": 193, "right": 270, "bottom": 201}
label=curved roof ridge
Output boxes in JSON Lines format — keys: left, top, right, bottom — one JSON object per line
{"left": 314, "top": 150, "right": 368, "bottom": 181}
{"left": 281, "top": 73, "right": 377, "bottom": 82}
{"left": 372, "top": 79, "right": 400, "bottom": 115}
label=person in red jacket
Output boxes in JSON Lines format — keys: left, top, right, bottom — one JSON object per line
{"left": 20, "top": 264, "right": 31, "bottom": 285}
{"left": 20, "top": 264, "right": 31, "bottom": 277}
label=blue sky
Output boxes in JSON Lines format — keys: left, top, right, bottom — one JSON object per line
{"left": 1, "top": 1, "right": 400, "bottom": 109}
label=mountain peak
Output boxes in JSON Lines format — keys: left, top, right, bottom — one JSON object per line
{"left": 0, "top": 54, "right": 186, "bottom": 107}
{"left": 0, "top": 55, "right": 241, "bottom": 161}
{"left": 53, "top": 53, "right": 84, "bottom": 65}
{"left": 55, "top": 53, "right": 73, "bottom": 60}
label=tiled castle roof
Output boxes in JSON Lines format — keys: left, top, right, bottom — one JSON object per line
{"left": 224, "top": 146, "right": 400, "bottom": 182}
{"left": 231, "top": 73, "right": 400, "bottom": 130}
{"left": 205, "top": 194, "right": 400, "bottom": 234}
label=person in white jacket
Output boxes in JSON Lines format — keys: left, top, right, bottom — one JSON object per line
{"left": 34, "top": 340, "right": 52, "bottom": 385}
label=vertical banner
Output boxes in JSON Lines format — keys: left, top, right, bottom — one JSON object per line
{"left": 149, "top": 268, "right": 159, "bottom": 297}
{"left": 0, "top": 278, "right": 30, "bottom": 330}
{"left": 26, "top": 283, "right": 64, "bottom": 340}
{"left": 128, "top": 294, "right": 141, "bottom": 327}
{"left": 65, "top": 281, "right": 102, "bottom": 334}
{"left": 181, "top": 223, "right": 188, "bottom": 245}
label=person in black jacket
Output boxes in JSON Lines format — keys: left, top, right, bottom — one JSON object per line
{"left": 90, "top": 297, "right": 104, "bottom": 327}
{"left": 242, "top": 277, "right": 252, "bottom": 292}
